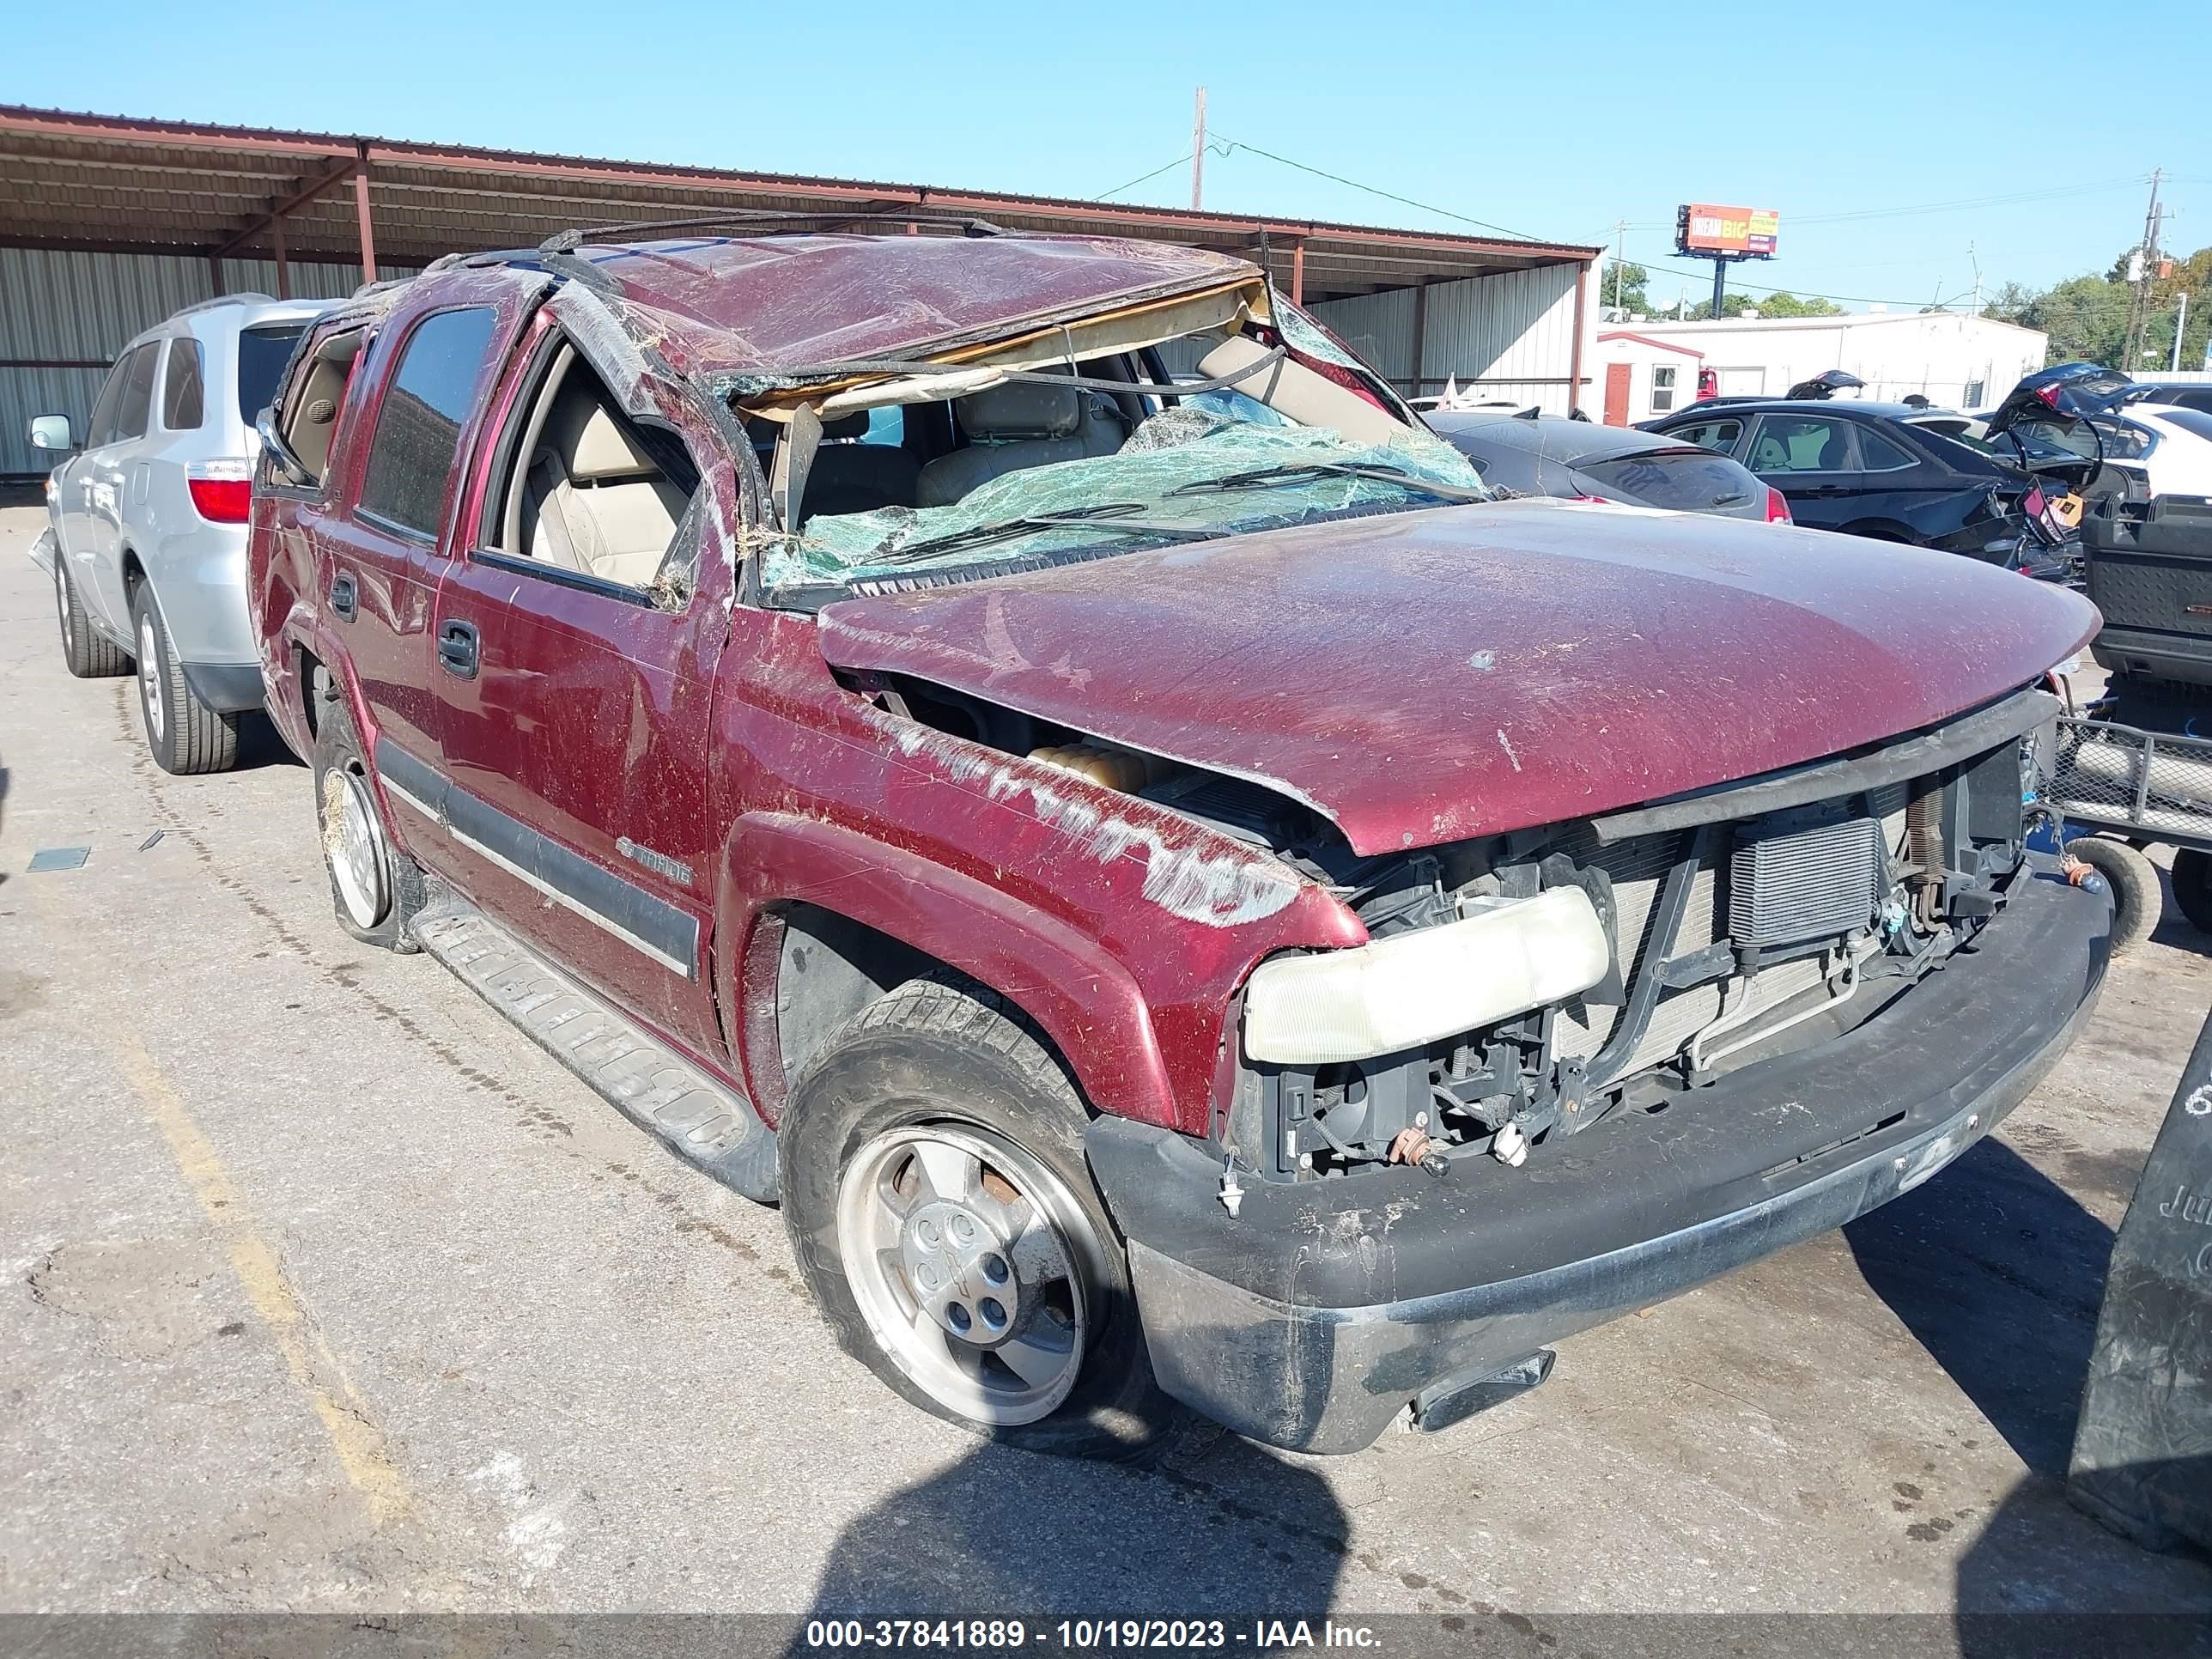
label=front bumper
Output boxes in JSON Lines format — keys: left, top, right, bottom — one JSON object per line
{"left": 1086, "top": 867, "right": 2110, "bottom": 1454}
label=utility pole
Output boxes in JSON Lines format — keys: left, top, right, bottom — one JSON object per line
{"left": 2176, "top": 289, "right": 2192, "bottom": 374}
{"left": 2124, "top": 168, "right": 2165, "bottom": 369}
{"left": 1190, "top": 87, "right": 1206, "bottom": 211}
{"left": 1611, "top": 219, "right": 1626, "bottom": 312}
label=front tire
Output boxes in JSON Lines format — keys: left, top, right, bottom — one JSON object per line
{"left": 55, "top": 558, "right": 130, "bottom": 678}
{"left": 781, "top": 977, "right": 1187, "bottom": 1461}
{"left": 131, "top": 586, "right": 240, "bottom": 774}
{"left": 311, "top": 694, "right": 425, "bottom": 951}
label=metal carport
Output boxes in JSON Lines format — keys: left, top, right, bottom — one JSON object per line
{"left": 0, "top": 105, "right": 1599, "bottom": 474}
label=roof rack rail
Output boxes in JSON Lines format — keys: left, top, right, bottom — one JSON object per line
{"left": 173, "top": 292, "right": 276, "bottom": 316}
{"left": 537, "top": 206, "right": 1009, "bottom": 254}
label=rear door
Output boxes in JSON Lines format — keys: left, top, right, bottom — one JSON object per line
{"left": 320, "top": 292, "right": 519, "bottom": 792}
{"left": 428, "top": 319, "right": 726, "bottom": 1052}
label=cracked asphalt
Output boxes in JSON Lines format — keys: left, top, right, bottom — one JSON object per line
{"left": 3, "top": 494, "right": 2210, "bottom": 1636}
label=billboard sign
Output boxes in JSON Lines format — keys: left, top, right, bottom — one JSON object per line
{"left": 1676, "top": 204, "right": 1779, "bottom": 258}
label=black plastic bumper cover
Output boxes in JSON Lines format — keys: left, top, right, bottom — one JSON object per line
{"left": 1086, "top": 868, "right": 2110, "bottom": 1454}
{"left": 181, "top": 660, "right": 270, "bottom": 714}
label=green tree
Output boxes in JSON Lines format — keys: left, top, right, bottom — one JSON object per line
{"left": 1680, "top": 291, "right": 1760, "bottom": 322}
{"left": 1752, "top": 291, "right": 1844, "bottom": 319}
{"left": 1974, "top": 244, "right": 2212, "bottom": 370}
{"left": 1601, "top": 258, "right": 1652, "bottom": 315}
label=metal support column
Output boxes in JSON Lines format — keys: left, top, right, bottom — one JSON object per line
{"left": 1409, "top": 279, "right": 1431, "bottom": 401}
{"left": 1567, "top": 258, "right": 1590, "bottom": 416}
{"left": 352, "top": 144, "right": 377, "bottom": 286}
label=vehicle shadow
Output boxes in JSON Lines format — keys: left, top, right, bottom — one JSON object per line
{"left": 793, "top": 1432, "right": 1347, "bottom": 1633}
{"left": 1951, "top": 1472, "right": 2212, "bottom": 1656}
{"left": 233, "top": 710, "right": 304, "bottom": 771}
{"left": 1843, "top": 1137, "right": 2115, "bottom": 1478}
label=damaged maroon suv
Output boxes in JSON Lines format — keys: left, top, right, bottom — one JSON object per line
{"left": 247, "top": 228, "right": 2107, "bottom": 1458}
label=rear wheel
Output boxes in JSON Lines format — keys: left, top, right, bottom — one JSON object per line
{"left": 2066, "top": 836, "right": 2160, "bottom": 956}
{"left": 54, "top": 558, "right": 129, "bottom": 678}
{"left": 131, "top": 586, "right": 240, "bottom": 774}
{"left": 312, "top": 694, "right": 425, "bottom": 951}
{"left": 2171, "top": 848, "right": 2212, "bottom": 936}
{"left": 781, "top": 977, "right": 1187, "bottom": 1462}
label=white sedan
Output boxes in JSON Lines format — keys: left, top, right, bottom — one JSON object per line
{"left": 2112, "top": 402, "right": 2212, "bottom": 497}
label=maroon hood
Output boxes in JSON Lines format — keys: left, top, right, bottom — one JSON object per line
{"left": 817, "top": 500, "right": 2099, "bottom": 858}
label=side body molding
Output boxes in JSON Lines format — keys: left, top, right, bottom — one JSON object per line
{"left": 719, "top": 811, "right": 1182, "bottom": 1130}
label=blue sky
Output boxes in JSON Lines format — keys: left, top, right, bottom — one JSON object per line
{"left": 7, "top": 0, "right": 2205, "bottom": 311}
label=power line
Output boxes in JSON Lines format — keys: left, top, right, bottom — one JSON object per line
{"left": 1205, "top": 132, "right": 1547, "bottom": 242}
{"left": 1096, "top": 153, "right": 1194, "bottom": 202}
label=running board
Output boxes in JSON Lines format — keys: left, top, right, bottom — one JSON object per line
{"left": 411, "top": 895, "right": 779, "bottom": 1203}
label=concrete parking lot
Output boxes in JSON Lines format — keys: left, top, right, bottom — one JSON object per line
{"left": 3, "top": 490, "right": 2209, "bottom": 1638}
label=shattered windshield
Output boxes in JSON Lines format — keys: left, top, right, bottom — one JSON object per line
{"left": 760, "top": 399, "right": 1488, "bottom": 603}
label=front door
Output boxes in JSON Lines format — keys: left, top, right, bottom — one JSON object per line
{"left": 1603, "top": 362, "right": 1631, "bottom": 427}
{"left": 430, "top": 326, "right": 725, "bottom": 1054}
{"left": 75, "top": 339, "right": 160, "bottom": 632}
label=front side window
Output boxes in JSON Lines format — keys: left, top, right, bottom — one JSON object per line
{"left": 482, "top": 339, "right": 698, "bottom": 593}
{"left": 1650, "top": 365, "right": 1677, "bottom": 412}
{"left": 1669, "top": 417, "right": 1742, "bottom": 454}
{"left": 162, "top": 337, "right": 205, "bottom": 431}
{"left": 358, "top": 307, "right": 500, "bottom": 538}
{"left": 1749, "top": 416, "right": 1850, "bottom": 473}
{"left": 84, "top": 356, "right": 131, "bottom": 449}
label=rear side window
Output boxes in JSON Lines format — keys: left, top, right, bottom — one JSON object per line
{"left": 1579, "top": 450, "right": 1762, "bottom": 512}
{"left": 357, "top": 307, "right": 500, "bottom": 539}
{"left": 1856, "top": 428, "right": 1918, "bottom": 471}
{"left": 1668, "top": 417, "right": 1741, "bottom": 454}
{"left": 236, "top": 325, "right": 308, "bottom": 424}
{"left": 114, "top": 343, "right": 160, "bottom": 443}
{"left": 162, "top": 337, "right": 206, "bottom": 430}
{"left": 2157, "top": 407, "right": 2212, "bottom": 445}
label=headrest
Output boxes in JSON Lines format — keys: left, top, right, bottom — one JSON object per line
{"left": 817, "top": 410, "right": 871, "bottom": 441}
{"left": 565, "top": 404, "right": 658, "bottom": 482}
{"left": 954, "top": 380, "right": 1081, "bottom": 441}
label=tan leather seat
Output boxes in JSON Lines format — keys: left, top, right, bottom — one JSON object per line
{"left": 523, "top": 397, "right": 686, "bottom": 586}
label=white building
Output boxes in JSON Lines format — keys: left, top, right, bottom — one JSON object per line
{"left": 1595, "top": 310, "right": 2048, "bottom": 423}
{"left": 1587, "top": 330, "right": 1707, "bottom": 425}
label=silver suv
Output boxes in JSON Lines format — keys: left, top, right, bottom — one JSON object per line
{"left": 29, "top": 293, "right": 335, "bottom": 772}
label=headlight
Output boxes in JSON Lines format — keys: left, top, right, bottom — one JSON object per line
{"left": 1242, "top": 885, "right": 1611, "bottom": 1066}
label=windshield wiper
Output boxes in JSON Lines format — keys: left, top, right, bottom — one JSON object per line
{"left": 1169, "top": 460, "right": 1491, "bottom": 505}
{"left": 867, "top": 501, "right": 1222, "bottom": 567}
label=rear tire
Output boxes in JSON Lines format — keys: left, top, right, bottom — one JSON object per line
{"left": 312, "top": 693, "right": 425, "bottom": 952}
{"left": 2171, "top": 848, "right": 2212, "bottom": 937}
{"left": 54, "top": 558, "right": 129, "bottom": 678}
{"left": 2066, "top": 836, "right": 2160, "bottom": 956}
{"left": 781, "top": 976, "right": 1189, "bottom": 1462}
{"left": 131, "top": 586, "right": 240, "bottom": 775}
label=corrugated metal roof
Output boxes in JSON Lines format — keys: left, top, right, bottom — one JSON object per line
{"left": 0, "top": 104, "right": 1596, "bottom": 305}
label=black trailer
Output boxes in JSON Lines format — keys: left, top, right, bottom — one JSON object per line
{"left": 2042, "top": 702, "right": 2212, "bottom": 947}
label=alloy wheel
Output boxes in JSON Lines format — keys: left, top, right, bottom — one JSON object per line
{"left": 835, "top": 1121, "right": 1090, "bottom": 1425}
{"left": 323, "top": 768, "right": 390, "bottom": 930}
{"left": 137, "top": 612, "right": 165, "bottom": 744}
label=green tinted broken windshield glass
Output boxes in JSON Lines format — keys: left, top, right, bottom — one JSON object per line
{"left": 763, "top": 405, "right": 1488, "bottom": 595}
